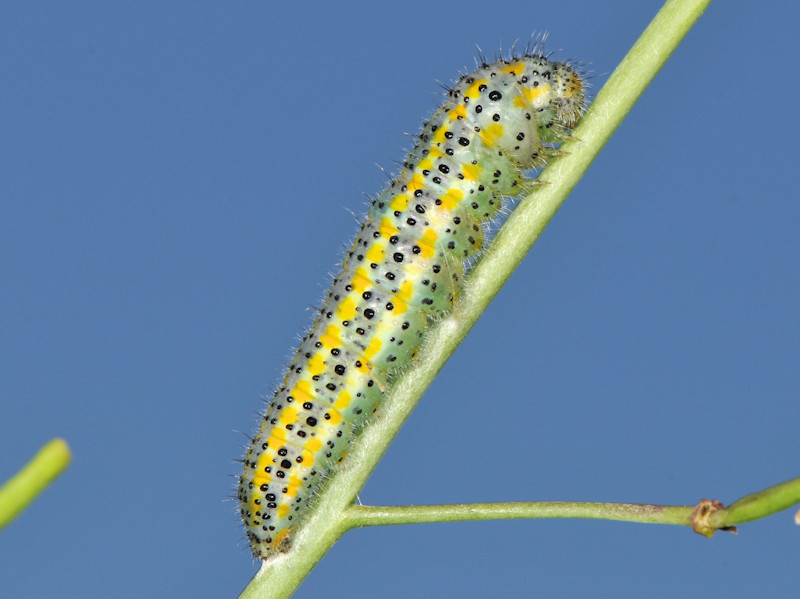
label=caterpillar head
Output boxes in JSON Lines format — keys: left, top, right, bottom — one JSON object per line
{"left": 550, "top": 62, "right": 586, "bottom": 130}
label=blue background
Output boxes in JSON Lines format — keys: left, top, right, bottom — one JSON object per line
{"left": 2, "top": 1, "right": 798, "bottom": 597}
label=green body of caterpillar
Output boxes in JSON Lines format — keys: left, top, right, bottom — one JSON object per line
{"left": 239, "top": 52, "right": 585, "bottom": 559}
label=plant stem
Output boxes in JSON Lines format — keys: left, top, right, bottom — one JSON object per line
{"left": 341, "top": 475, "right": 800, "bottom": 533}
{"left": 710, "top": 476, "right": 800, "bottom": 530}
{"left": 0, "top": 438, "right": 71, "bottom": 531}
{"left": 345, "top": 502, "right": 693, "bottom": 528}
{"left": 239, "top": 0, "right": 713, "bottom": 597}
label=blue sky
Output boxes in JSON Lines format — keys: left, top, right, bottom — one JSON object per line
{"left": 2, "top": 1, "right": 798, "bottom": 597}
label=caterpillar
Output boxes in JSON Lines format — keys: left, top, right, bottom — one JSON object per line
{"left": 239, "top": 49, "right": 586, "bottom": 559}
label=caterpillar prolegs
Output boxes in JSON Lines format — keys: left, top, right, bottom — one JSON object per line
{"left": 239, "top": 51, "right": 586, "bottom": 559}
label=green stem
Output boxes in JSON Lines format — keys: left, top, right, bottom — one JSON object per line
{"left": 711, "top": 476, "right": 800, "bottom": 530}
{"left": 0, "top": 438, "right": 72, "bottom": 530}
{"left": 345, "top": 502, "right": 693, "bottom": 527}
{"left": 239, "top": 0, "right": 712, "bottom": 596}
{"left": 341, "top": 475, "right": 800, "bottom": 533}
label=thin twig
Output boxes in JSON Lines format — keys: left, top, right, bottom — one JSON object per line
{"left": 341, "top": 475, "right": 800, "bottom": 537}
{"left": 0, "top": 438, "right": 71, "bottom": 530}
